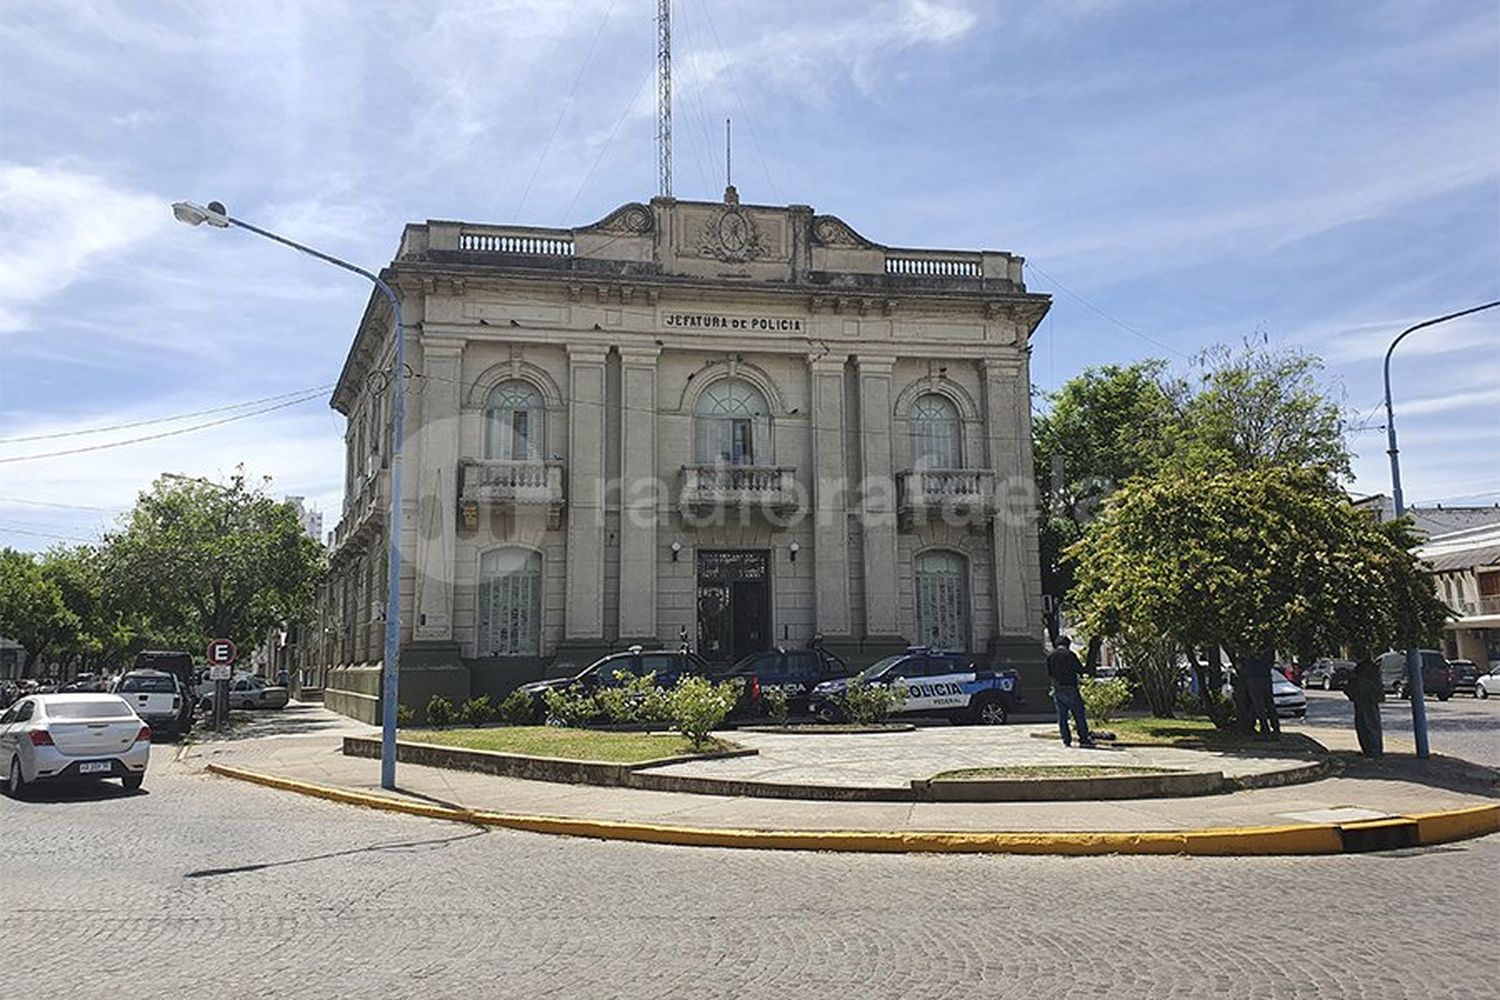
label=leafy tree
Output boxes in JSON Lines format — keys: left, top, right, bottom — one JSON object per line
{"left": 0, "top": 548, "right": 79, "bottom": 677}
{"left": 1176, "top": 341, "right": 1352, "bottom": 480}
{"left": 38, "top": 545, "right": 148, "bottom": 674}
{"left": 101, "top": 472, "right": 323, "bottom": 650}
{"left": 1068, "top": 467, "right": 1448, "bottom": 717}
{"left": 1033, "top": 361, "right": 1182, "bottom": 641}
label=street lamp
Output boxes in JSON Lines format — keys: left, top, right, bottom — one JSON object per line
{"left": 172, "top": 199, "right": 406, "bottom": 791}
{"left": 1382, "top": 298, "right": 1500, "bottom": 760}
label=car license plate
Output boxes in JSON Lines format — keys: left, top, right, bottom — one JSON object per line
{"left": 78, "top": 761, "right": 112, "bottom": 774}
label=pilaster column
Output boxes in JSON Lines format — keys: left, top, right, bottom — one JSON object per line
{"left": 980, "top": 356, "right": 1039, "bottom": 635}
{"left": 565, "top": 345, "right": 610, "bottom": 639}
{"left": 618, "top": 345, "right": 660, "bottom": 639}
{"left": 856, "top": 355, "right": 900, "bottom": 637}
{"left": 411, "top": 338, "right": 463, "bottom": 641}
{"left": 809, "top": 354, "right": 851, "bottom": 636}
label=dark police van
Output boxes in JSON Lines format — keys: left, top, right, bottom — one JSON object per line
{"left": 720, "top": 645, "right": 850, "bottom": 718}
{"left": 808, "top": 647, "right": 1024, "bottom": 725}
{"left": 513, "top": 646, "right": 715, "bottom": 720}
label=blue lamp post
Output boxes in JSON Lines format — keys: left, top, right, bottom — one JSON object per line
{"left": 172, "top": 200, "right": 406, "bottom": 790}
{"left": 1382, "top": 299, "right": 1499, "bottom": 759}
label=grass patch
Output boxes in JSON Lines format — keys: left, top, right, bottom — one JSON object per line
{"left": 400, "top": 726, "right": 733, "bottom": 763}
{"left": 1101, "top": 716, "right": 1323, "bottom": 754}
{"left": 932, "top": 765, "right": 1177, "bottom": 781}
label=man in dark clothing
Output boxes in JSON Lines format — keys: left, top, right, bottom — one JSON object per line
{"left": 1345, "top": 654, "right": 1384, "bottom": 757}
{"left": 1047, "top": 637, "right": 1095, "bottom": 748}
{"left": 1241, "top": 653, "right": 1280, "bottom": 740}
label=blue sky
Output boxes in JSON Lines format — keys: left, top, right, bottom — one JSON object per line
{"left": 2, "top": 0, "right": 1497, "bottom": 551}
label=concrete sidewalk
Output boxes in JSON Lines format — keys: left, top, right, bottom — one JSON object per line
{"left": 178, "top": 718, "right": 1500, "bottom": 854}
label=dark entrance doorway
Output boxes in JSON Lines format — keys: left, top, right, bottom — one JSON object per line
{"left": 696, "top": 550, "right": 771, "bottom": 664}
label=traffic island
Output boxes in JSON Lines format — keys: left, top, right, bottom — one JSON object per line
{"left": 343, "top": 730, "right": 756, "bottom": 788}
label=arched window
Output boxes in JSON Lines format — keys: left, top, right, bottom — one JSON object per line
{"left": 478, "top": 548, "right": 542, "bottom": 657}
{"left": 695, "top": 378, "right": 770, "bottom": 466}
{"left": 485, "top": 381, "right": 545, "bottom": 461}
{"left": 911, "top": 393, "right": 961, "bottom": 469}
{"left": 914, "top": 549, "right": 969, "bottom": 651}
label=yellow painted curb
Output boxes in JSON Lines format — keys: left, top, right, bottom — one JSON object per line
{"left": 205, "top": 762, "right": 1352, "bottom": 856}
{"left": 1408, "top": 803, "right": 1500, "bottom": 845}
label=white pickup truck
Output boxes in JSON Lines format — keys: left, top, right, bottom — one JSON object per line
{"left": 113, "top": 670, "right": 186, "bottom": 738}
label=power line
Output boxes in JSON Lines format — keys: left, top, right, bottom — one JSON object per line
{"left": 1024, "top": 261, "right": 1191, "bottom": 360}
{"left": 696, "top": 0, "right": 777, "bottom": 200}
{"left": 565, "top": 59, "right": 659, "bottom": 221}
{"left": 0, "top": 384, "right": 334, "bottom": 445}
{"left": 0, "top": 391, "right": 328, "bottom": 465}
{"left": 0, "top": 524, "right": 98, "bottom": 544}
{"left": 0, "top": 497, "right": 124, "bottom": 512}
{"left": 514, "top": 0, "right": 620, "bottom": 219}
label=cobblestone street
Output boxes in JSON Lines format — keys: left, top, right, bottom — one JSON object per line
{"left": 4, "top": 743, "right": 1497, "bottom": 999}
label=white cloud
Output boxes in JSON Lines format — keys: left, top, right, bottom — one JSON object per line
{"left": 0, "top": 164, "right": 166, "bottom": 333}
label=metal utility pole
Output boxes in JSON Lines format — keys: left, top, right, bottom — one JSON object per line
{"left": 657, "top": 0, "right": 672, "bottom": 198}
{"left": 172, "top": 199, "right": 407, "bottom": 791}
{"left": 1382, "top": 298, "right": 1500, "bottom": 759}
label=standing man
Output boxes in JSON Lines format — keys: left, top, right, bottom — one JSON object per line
{"left": 1047, "top": 636, "right": 1095, "bottom": 748}
{"left": 1242, "top": 652, "right": 1280, "bottom": 741}
{"left": 1345, "top": 652, "right": 1384, "bottom": 758}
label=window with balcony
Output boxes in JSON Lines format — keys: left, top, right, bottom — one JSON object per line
{"left": 695, "top": 378, "right": 769, "bottom": 466}
{"left": 477, "top": 548, "right": 542, "bottom": 657}
{"left": 914, "top": 549, "right": 969, "bottom": 651}
{"left": 485, "top": 381, "right": 545, "bottom": 462}
{"left": 911, "top": 393, "right": 962, "bottom": 469}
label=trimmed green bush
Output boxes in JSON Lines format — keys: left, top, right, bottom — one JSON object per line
{"left": 1081, "top": 677, "right": 1130, "bottom": 724}
{"left": 594, "top": 671, "right": 670, "bottom": 724}
{"left": 762, "top": 686, "right": 790, "bottom": 725}
{"left": 542, "top": 685, "right": 596, "bottom": 727}
{"left": 458, "top": 695, "right": 494, "bottom": 727}
{"left": 396, "top": 703, "right": 415, "bottom": 727}
{"left": 667, "top": 675, "right": 737, "bottom": 749}
{"left": 839, "top": 678, "right": 904, "bottom": 725}
{"left": 498, "top": 689, "right": 536, "bottom": 726}
{"left": 426, "top": 695, "right": 455, "bottom": 728}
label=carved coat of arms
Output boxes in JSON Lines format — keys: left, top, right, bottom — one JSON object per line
{"left": 698, "top": 202, "right": 767, "bottom": 264}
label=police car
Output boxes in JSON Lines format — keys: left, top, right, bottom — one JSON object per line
{"left": 807, "top": 647, "right": 1024, "bottom": 725}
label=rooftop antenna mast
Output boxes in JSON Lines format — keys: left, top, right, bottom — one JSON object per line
{"left": 656, "top": 0, "right": 672, "bottom": 198}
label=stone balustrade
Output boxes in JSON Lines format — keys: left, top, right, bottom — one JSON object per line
{"left": 896, "top": 468, "right": 996, "bottom": 526}
{"left": 679, "top": 465, "right": 800, "bottom": 513}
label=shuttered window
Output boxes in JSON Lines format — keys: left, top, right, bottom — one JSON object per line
{"left": 911, "top": 393, "right": 961, "bottom": 469}
{"left": 695, "top": 379, "right": 770, "bottom": 466}
{"left": 478, "top": 548, "right": 542, "bottom": 656}
{"left": 914, "top": 549, "right": 968, "bottom": 651}
{"left": 485, "top": 382, "right": 545, "bottom": 461}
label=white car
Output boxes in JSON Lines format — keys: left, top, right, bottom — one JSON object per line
{"left": 1477, "top": 665, "right": 1500, "bottom": 700}
{"left": 0, "top": 693, "right": 151, "bottom": 796}
{"left": 1271, "top": 671, "right": 1307, "bottom": 718}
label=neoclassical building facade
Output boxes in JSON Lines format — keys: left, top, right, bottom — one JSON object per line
{"left": 312, "top": 190, "right": 1051, "bottom": 721}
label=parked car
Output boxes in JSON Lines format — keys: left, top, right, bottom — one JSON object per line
{"left": 1448, "top": 659, "right": 1479, "bottom": 697}
{"left": 0, "top": 693, "right": 151, "bottom": 796}
{"left": 1269, "top": 671, "right": 1307, "bottom": 718}
{"left": 196, "top": 672, "right": 290, "bottom": 711}
{"left": 1476, "top": 665, "right": 1500, "bottom": 700}
{"left": 1376, "top": 649, "right": 1455, "bottom": 701}
{"left": 130, "top": 650, "right": 197, "bottom": 733}
{"left": 113, "top": 669, "right": 187, "bottom": 738}
{"left": 721, "top": 646, "right": 849, "bottom": 718}
{"left": 807, "top": 647, "right": 1025, "bottom": 725}
{"left": 1303, "top": 658, "right": 1355, "bottom": 691}
{"left": 513, "top": 647, "right": 716, "bottom": 720}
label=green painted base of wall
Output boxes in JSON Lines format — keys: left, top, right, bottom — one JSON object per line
{"left": 987, "top": 634, "right": 1049, "bottom": 708}
{"left": 469, "top": 657, "right": 550, "bottom": 700}
{"left": 323, "top": 644, "right": 471, "bottom": 726}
